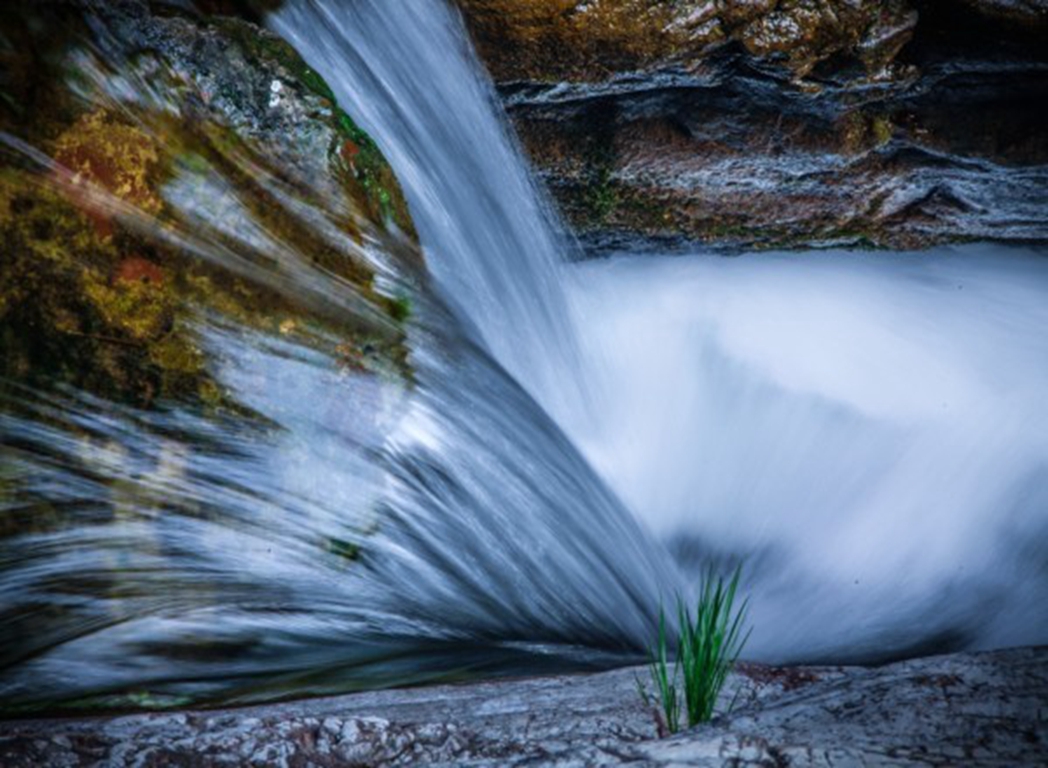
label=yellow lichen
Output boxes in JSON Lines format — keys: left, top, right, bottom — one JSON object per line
{"left": 82, "top": 268, "right": 175, "bottom": 342}
{"left": 53, "top": 111, "right": 165, "bottom": 224}
{"left": 148, "top": 334, "right": 205, "bottom": 378}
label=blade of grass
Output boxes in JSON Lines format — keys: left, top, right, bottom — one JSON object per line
{"left": 647, "top": 605, "right": 680, "bottom": 734}
{"left": 641, "top": 566, "right": 750, "bottom": 733}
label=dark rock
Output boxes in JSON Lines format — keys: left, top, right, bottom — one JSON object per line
{"left": 956, "top": 0, "right": 1048, "bottom": 27}
{"left": 459, "top": 1, "right": 1048, "bottom": 250}
{"left": 504, "top": 52, "right": 1048, "bottom": 250}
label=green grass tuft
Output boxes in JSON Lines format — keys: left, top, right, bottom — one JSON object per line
{"left": 643, "top": 565, "right": 751, "bottom": 734}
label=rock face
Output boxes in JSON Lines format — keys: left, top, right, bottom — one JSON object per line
{"left": 2, "top": 646, "right": 1045, "bottom": 765}
{"left": 505, "top": 54, "right": 1048, "bottom": 251}
{"left": 957, "top": 0, "right": 1048, "bottom": 26}
{"left": 0, "top": 0, "right": 417, "bottom": 407}
{"left": 458, "top": 1, "right": 1048, "bottom": 250}
{"left": 457, "top": 0, "right": 919, "bottom": 83}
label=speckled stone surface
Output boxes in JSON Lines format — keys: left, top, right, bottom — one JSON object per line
{"left": 1, "top": 646, "right": 1045, "bottom": 766}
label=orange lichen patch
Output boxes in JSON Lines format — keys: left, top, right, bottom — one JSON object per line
{"left": 340, "top": 139, "right": 361, "bottom": 164}
{"left": 115, "top": 257, "right": 166, "bottom": 286}
{"left": 52, "top": 110, "right": 165, "bottom": 235}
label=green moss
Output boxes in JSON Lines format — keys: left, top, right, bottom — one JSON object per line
{"left": 586, "top": 166, "right": 619, "bottom": 223}
{"left": 327, "top": 536, "right": 361, "bottom": 562}
{"left": 331, "top": 108, "right": 415, "bottom": 233}
{"left": 387, "top": 294, "right": 412, "bottom": 323}
{"left": 210, "top": 17, "right": 337, "bottom": 104}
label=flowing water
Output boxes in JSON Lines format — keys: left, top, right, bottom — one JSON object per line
{"left": 567, "top": 247, "right": 1048, "bottom": 662}
{"left": 272, "top": 0, "right": 589, "bottom": 427}
{"left": 1, "top": 0, "right": 1047, "bottom": 711}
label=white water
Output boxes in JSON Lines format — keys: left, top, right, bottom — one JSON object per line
{"left": 568, "top": 248, "right": 1048, "bottom": 660}
{"left": 272, "top": 0, "right": 588, "bottom": 427}
{"left": 1, "top": 0, "right": 1047, "bottom": 711}
{"left": 274, "top": 0, "right": 1048, "bottom": 661}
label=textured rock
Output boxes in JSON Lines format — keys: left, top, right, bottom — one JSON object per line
{"left": 0, "top": 0, "right": 416, "bottom": 405}
{"left": 957, "top": 0, "right": 1048, "bottom": 27}
{"left": 1, "top": 646, "right": 1045, "bottom": 766}
{"left": 458, "top": 0, "right": 1048, "bottom": 250}
{"left": 456, "top": 0, "right": 919, "bottom": 83}
{"left": 505, "top": 52, "right": 1048, "bottom": 251}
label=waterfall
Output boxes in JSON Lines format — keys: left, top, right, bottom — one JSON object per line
{"left": 0, "top": 0, "right": 678, "bottom": 710}
{"left": 273, "top": 0, "right": 1048, "bottom": 662}
{"left": 271, "top": 0, "right": 589, "bottom": 428}
{"left": 1, "top": 0, "right": 1046, "bottom": 713}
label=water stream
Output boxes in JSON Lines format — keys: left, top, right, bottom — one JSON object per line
{"left": 274, "top": 0, "right": 1048, "bottom": 662}
{"left": 0, "top": 0, "right": 1046, "bottom": 711}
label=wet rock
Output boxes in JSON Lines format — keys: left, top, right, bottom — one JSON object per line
{"left": 459, "top": 1, "right": 1047, "bottom": 250}
{"left": 505, "top": 51, "right": 1048, "bottom": 250}
{"left": 0, "top": 2, "right": 417, "bottom": 660}
{"left": 0, "top": 0, "right": 418, "bottom": 406}
{"left": 957, "top": 0, "right": 1048, "bottom": 27}
{"left": 1, "top": 646, "right": 1045, "bottom": 766}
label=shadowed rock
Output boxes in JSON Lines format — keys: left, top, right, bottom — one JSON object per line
{"left": 458, "top": 0, "right": 1048, "bottom": 250}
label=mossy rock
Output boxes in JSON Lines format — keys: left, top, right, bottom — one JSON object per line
{"left": 0, "top": 0, "right": 421, "bottom": 408}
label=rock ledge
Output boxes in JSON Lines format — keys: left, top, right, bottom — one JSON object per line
{"left": 2, "top": 646, "right": 1046, "bottom": 766}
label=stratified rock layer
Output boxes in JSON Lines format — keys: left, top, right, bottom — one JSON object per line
{"left": 457, "top": 0, "right": 919, "bottom": 82}
{"left": 505, "top": 52, "right": 1048, "bottom": 251}
{"left": 458, "top": 1, "right": 1048, "bottom": 250}
{"left": 2, "top": 646, "right": 1045, "bottom": 765}
{"left": 958, "top": 0, "right": 1048, "bottom": 26}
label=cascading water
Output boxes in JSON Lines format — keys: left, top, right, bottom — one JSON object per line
{"left": 271, "top": 0, "right": 590, "bottom": 427}
{"left": 566, "top": 247, "right": 1048, "bottom": 661}
{"left": 272, "top": 0, "right": 1048, "bottom": 662}
{"left": 0, "top": 0, "right": 677, "bottom": 710}
{"left": 1, "top": 0, "right": 1046, "bottom": 714}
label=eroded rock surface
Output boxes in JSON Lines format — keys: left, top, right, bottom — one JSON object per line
{"left": 506, "top": 52, "right": 1048, "bottom": 251}
{"left": 2, "top": 646, "right": 1045, "bottom": 766}
{"left": 459, "top": 1, "right": 1048, "bottom": 250}
{"left": 456, "top": 0, "right": 919, "bottom": 83}
{"left": 957, "top": 0, "right": 1048, "bottom": 26}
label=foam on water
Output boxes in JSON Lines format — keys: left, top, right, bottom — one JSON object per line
{"left": 566, "top": 247, "right": 1048, "bottom": 661}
